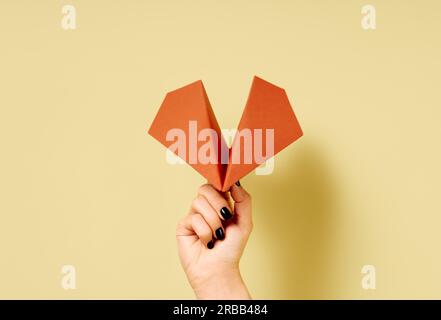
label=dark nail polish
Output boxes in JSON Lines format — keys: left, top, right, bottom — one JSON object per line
{"left": 235, "top": 180, "right": 241, "bottom": 187}
{"left": 207, "top": 240, "right": 214, "bottom": 249}
{"left": 220, "top": 207, "right": 232, "bottom": 220}
{"left": 215, "top": 228, "right": 225, "bottom": 240}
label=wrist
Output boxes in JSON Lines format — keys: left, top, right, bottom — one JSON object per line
{"left": 190, "top": 266, "right": 251, "bottom": 300}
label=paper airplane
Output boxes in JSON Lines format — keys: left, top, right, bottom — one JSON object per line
{"left": 148, "top": 76, "right": 303, "bottom": 192}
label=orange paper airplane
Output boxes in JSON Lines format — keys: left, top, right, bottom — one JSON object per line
{"left": 148, "top": 76, "right": 303, "bottom": 192}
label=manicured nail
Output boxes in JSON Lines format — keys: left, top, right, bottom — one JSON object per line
{"left": 220, "top": 207, "right": 232, "bottom": 220}
{"left": 207, "top": 240, "right": 214, "bottom": 249}
{"left": 235, "top": 180, "right": 241, "bottom": 187}
{"left": 215, "top": 228, "right": 225, "bottom": 240}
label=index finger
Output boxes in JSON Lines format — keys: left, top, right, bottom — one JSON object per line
{"left": 198, "top": 184, "right": 234, "bottom": 221}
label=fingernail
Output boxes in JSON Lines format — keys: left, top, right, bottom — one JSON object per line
{"left": 235, "top": 180, "right": 241, "bottom": 187}
{"left": 220, "top": 207, "right": 232, "bottom": 220}
{"left": 207, "top": 240, "right": 214, "bottom": 249}
{"left": 215, "top": 228, "right": 225, "bottom": 240}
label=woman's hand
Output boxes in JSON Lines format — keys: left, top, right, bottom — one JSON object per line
{"left": 176, "top": 182, "right": 253, "bottom": 299}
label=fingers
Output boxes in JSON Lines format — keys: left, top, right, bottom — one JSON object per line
{"left": 178, "top": 183, "right": 252, "bottom": 251}
{"left": 230, "top": 181, "right": 253, "bottom": 232}
{"left": 191, "top": 195, "right": 225, "bottom": 240}
{"left": 198, "top": 184, "right": 233, "bottom": 221}
{"left": 177, "top": 213, "right": 214, "bottom": 249}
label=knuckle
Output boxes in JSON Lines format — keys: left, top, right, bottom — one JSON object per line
{"left": 193, "top": 213, "right": 203, "bottom": 224}
{"left": 191, "top": 196, "right": 201, "bottom": 208}
{"left": 196, "top": 194, "right": 206, "bottom": 203}
{"left": 192, "top": 195, "right": 207, "bottom": 212}
{"left": 191, "top": 213, "right": 201, "bottom": 225}
{"left": 198, "top": 184, "right": 210, "bottom": 194}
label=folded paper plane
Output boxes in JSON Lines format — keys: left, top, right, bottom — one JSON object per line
{"left": 148, "top": 76, "right": 303, "bottom": 192}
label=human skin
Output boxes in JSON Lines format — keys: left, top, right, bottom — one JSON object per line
{"left": 176, "top": 182, "right": 253, "bottom": 299}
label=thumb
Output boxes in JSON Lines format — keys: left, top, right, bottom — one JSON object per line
{"left": 230, "top": 181, "right": 253, "bottom": 232}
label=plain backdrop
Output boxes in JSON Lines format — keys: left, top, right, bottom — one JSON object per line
{"left": 0, "top": 0, "right": 440, "bottom": 298}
